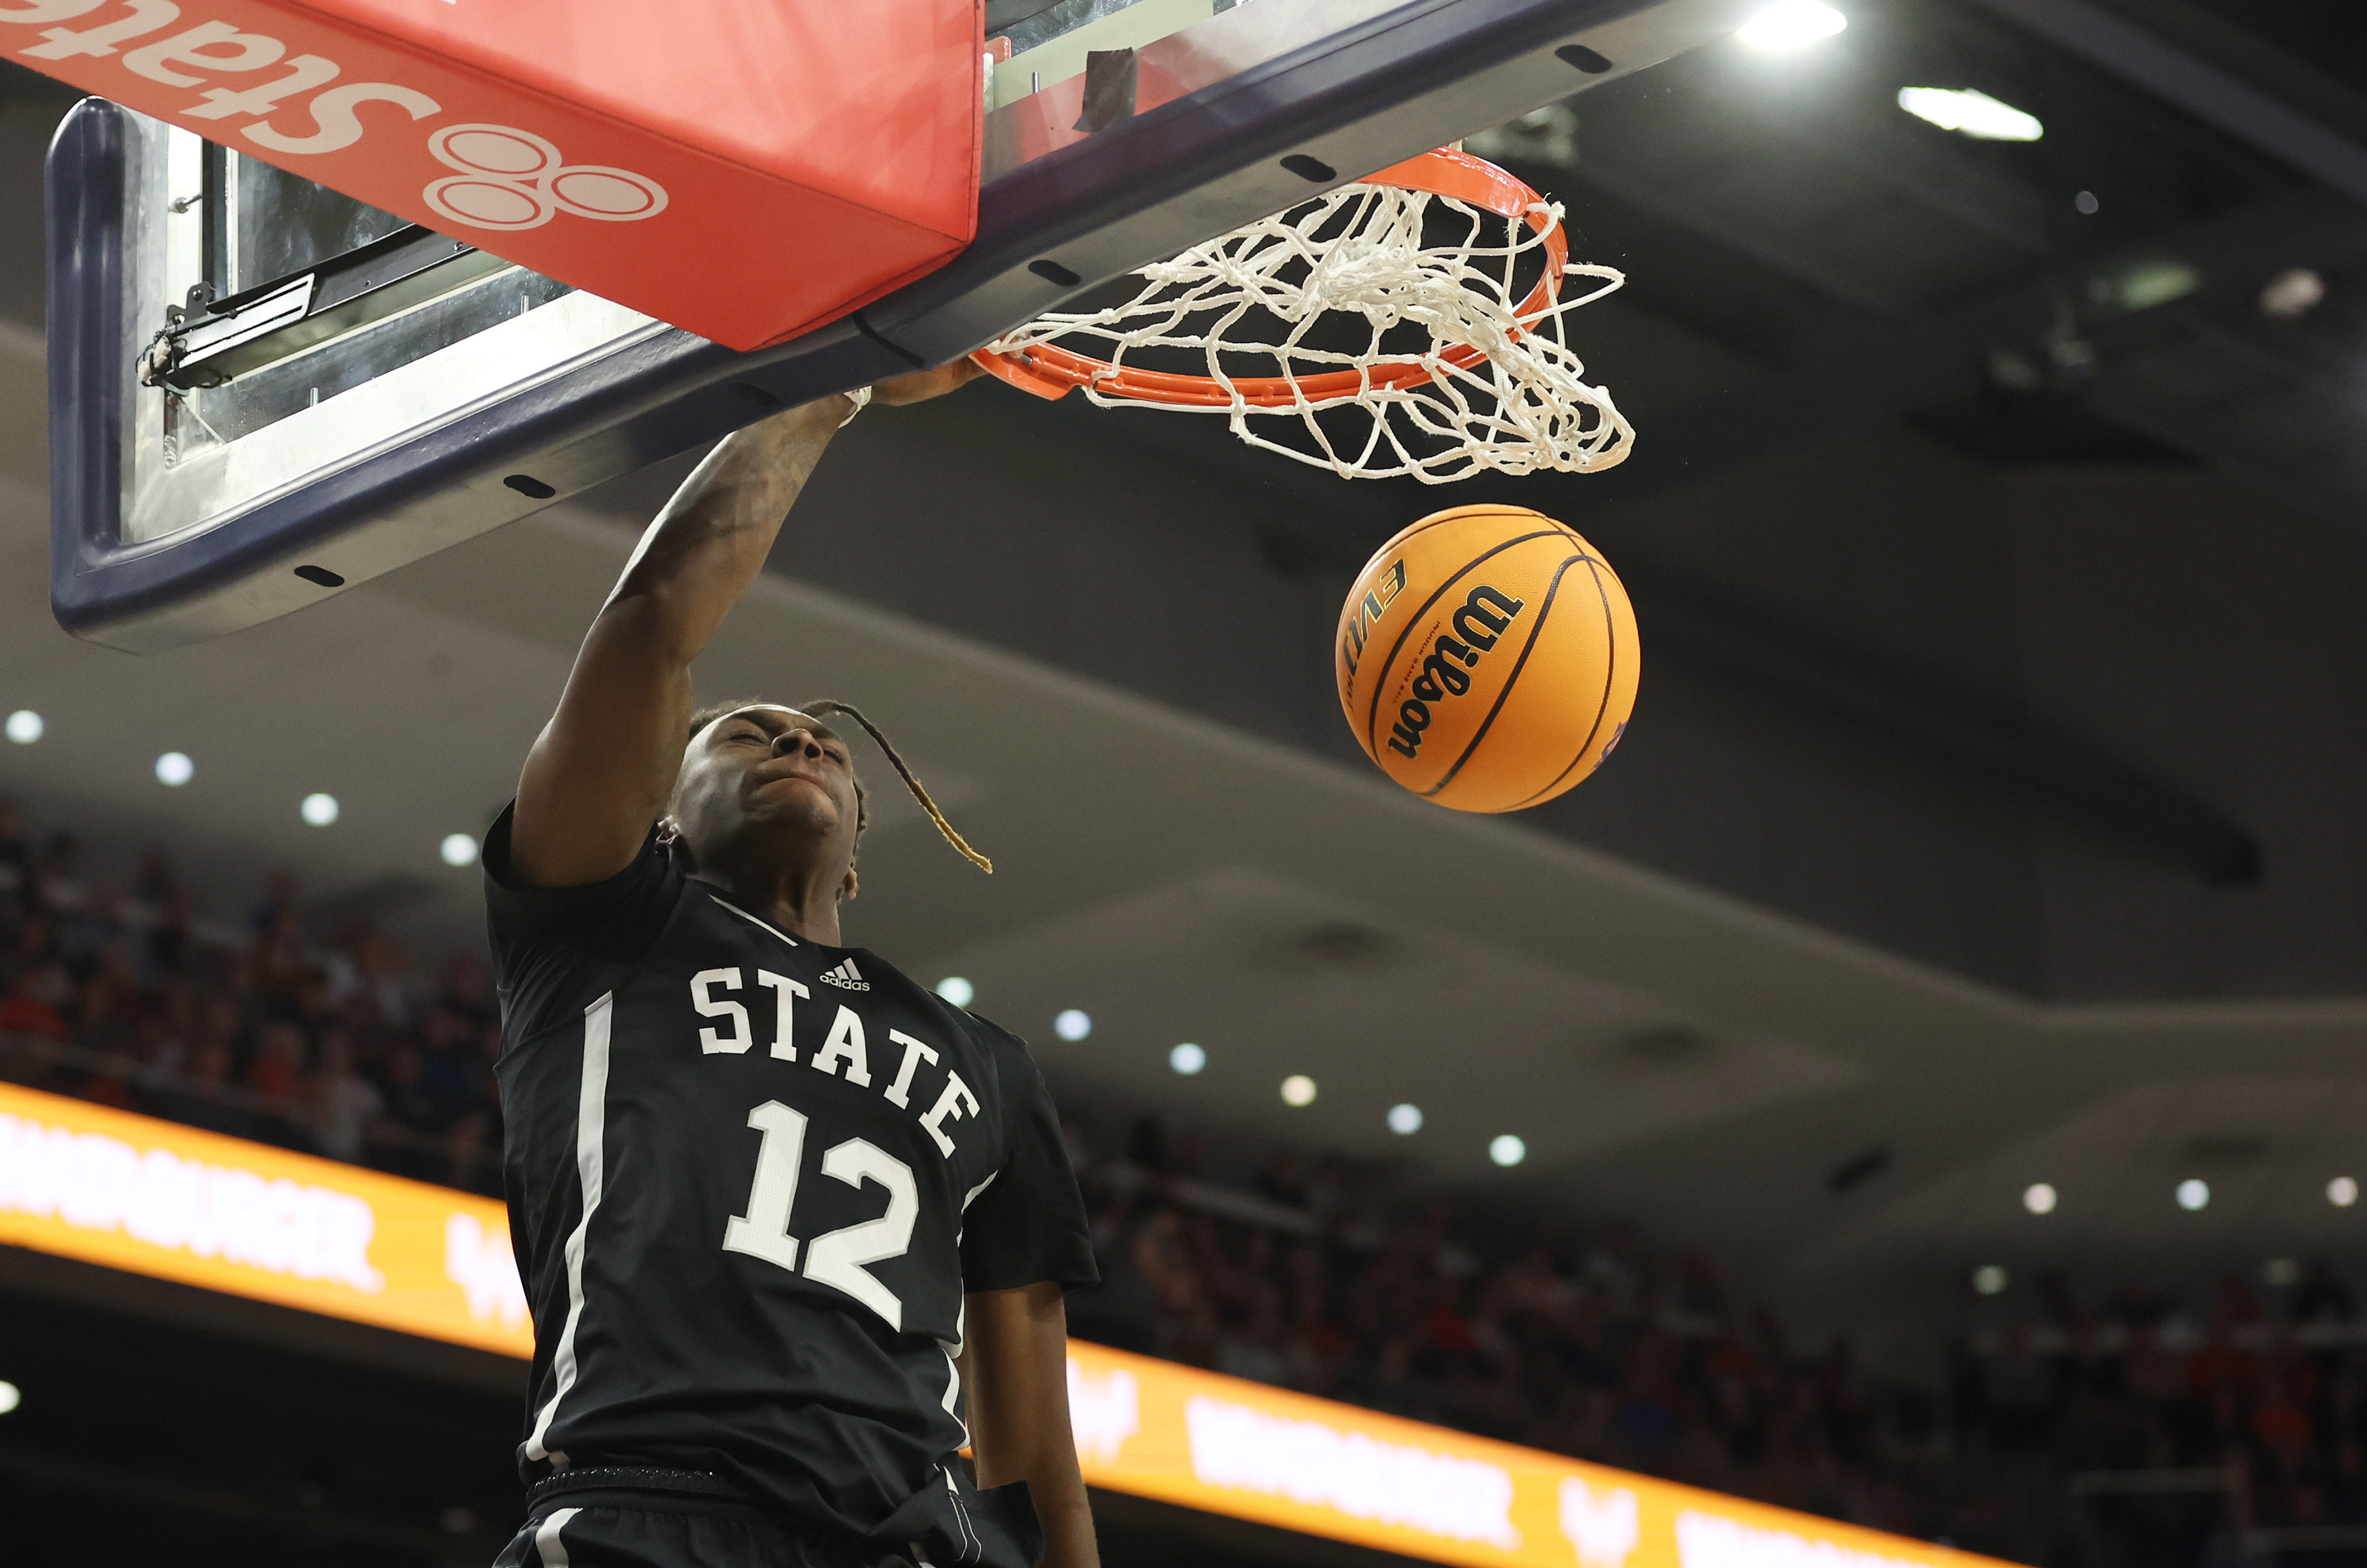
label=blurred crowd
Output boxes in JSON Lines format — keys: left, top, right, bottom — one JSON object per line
{"left": 0, "top": 801, "right": 505, "bottom": 1192}
{"left": 1065, "top": 1111, "right": 2367, "bottom": 1565}
{"left": 7, "top": 795, "right": 2365, "bottom": 1568}
{"left": 1946, "top": 1274, "right": 2367, "bottom": 1567}
{"left": 1063, "top": 1116, "right": 1978, "bottom": 1546}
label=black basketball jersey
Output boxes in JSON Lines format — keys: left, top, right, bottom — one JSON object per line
{"left": 482, "top": 807, "right": 1097, "bottom": 1564}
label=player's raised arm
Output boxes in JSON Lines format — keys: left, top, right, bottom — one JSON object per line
{"left": 508, "top": 363, "right": 982, "bottom": 889}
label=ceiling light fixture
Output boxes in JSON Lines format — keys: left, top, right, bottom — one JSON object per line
{"left": 2022, "top": 1182, "right": 2058, "bottom": 1215}
{"left": 1280, "top": 1074, "right": 1316, "bottom": 1107}
{"left": 300, "top": 792, "right": 340, "bottom": 826}
{"left": 0, "top": 1380, "right": 17, "bottom": 1414}
{"left": 2176, "top": 1177, "right": 2211, "bottom": 1211}
{"left": 2261, "top": 267, "right": 2326, "bottom": 319}
{"left": 1972, "top": 1264, "right": 2008, "bottom": 1296}
{"left": 440, "top": 833, "right": 480, "bottom": 868}
{"left": 935, "top": 976, "right": 975, "bottom": 1007}
{"left": 1736, "top": 1, "right": 1846, "bottom": 52}
{"left": 154, "top": 751, "right": 193, "bottom": 787}
{"left": 1387, "top": 1103, "right": 1423, "bottom": 1135}
{"left": 1898, "top": 86, "right": 2042, "bottom": 142}
{"left": 2330, "top": 1175, "right": 2359, "bottom": 1207}
{"left": 1170, "top": 1043, "right": 1206, "bottom": 1075}
{"left": 1054, "top": 1009, "right": 1093, "bottom": 1042}
{"left": 1489, "top": 1134, "right": 1527, "bottom": 1168}
{"left": 5, "top": 710, "right": 42, "bottom": 744}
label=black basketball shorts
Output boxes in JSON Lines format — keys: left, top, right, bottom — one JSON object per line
{"left": 492, "top": 1471, "right": 870, "bottom": 1568}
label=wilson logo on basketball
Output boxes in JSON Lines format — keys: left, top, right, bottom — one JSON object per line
{"left": 1384, "top": 585, "right": 1524, "bottom": 760}
{"left": 1338, "top": 560, "right": 1406, "bottom": 676}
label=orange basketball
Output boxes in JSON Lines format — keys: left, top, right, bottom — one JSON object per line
{"left": 1334, "top": 504, "right": 1639, "bottom": 812}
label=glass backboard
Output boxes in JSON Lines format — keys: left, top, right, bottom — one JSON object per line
{"left": 51, "top": 0, "right": 1749, "bottom": 650}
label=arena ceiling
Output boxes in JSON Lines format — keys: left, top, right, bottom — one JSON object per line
{"left": 8, "top": 0, "right": 2367, "bottom": 1364}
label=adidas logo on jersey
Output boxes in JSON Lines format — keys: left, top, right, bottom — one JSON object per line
{"left": 818, "top": 958, "right": 869, "bottom": 992}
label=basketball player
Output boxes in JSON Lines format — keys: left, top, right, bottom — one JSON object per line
{"left": 485, "top": 362, "right": 1101, "bottom": 1568}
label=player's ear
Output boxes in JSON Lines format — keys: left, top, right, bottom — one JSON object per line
{"left": 655, "top": 817, "right": 682, "bottom": 845}
{"left": 838, "top": 865, "right": 859, "bottom": 906}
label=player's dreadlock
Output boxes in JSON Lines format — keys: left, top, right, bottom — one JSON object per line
{"left": 800, "top": 700, "right": 991, "bottom": 875}
{"left": 686, "top": 698, "right": 991, "bottom": 874}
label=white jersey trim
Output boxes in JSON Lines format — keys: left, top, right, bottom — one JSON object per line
{"left": 708, "top": 892, "right": 801, "bottom": 947}
{"left": 525, "top": 992, "right": 614, "bottom": 1463}
{"left": 535, "top": 1507, "right": 582, "bottom": 1567}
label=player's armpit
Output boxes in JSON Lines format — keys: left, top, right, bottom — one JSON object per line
{"left": 961, "top": 1281, "right": 1101, "bottom": 1568}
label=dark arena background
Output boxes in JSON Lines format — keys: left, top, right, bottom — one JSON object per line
{"left": 10, "top": 1, "right": 2367, "bottom": 1566}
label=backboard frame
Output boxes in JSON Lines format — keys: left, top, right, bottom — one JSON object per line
{"left": 52, "top": 0, "right": 1749, "bottom": 651}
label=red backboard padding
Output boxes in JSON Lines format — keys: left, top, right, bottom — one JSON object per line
{"left": 13, "top": 0, "right": 982, "bottom": 350}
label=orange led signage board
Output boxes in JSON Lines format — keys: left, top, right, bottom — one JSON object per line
{"left": 0, "top": 1081, "right": 531, "bottom": 1356}
{"left": 0, "top": 1083, "right": 2011, "bottom": 1568}
{"left": 1063, "top": 1334, "right": 2015, "bottom": 1568}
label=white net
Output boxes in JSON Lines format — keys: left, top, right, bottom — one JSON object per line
{"left": 984, "top": 180, "right": 1634, "bottom": 483}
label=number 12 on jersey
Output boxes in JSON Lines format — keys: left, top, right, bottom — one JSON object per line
{"left": 724, "top": 1100, "right": 920, "bottom": 1330}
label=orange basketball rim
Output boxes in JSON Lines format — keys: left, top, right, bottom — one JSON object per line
{"left": 974, "top": 148, "right": 1568, "bottom": 406}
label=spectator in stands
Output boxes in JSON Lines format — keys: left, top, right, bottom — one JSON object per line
{"left": 418, "top": 1003, "right": 483, "bottom": 1126}
{"left": 243, "top": 1019, "right": 308, "bottom": 1134}
{"left": 0, "top": 966, "right": 66, "bottom": 1043}
{"left": 307, "top": 1027, "right": 381, "bottom": 1164}
{"left": 153, "top": 1036, "right": 246, "bottom": 1138}
{"left": 0, "top": 797, "right": 27, "bottom": 881}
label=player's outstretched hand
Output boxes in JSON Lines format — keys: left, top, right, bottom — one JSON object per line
{"left": 871, "top": 357, "right": 991, "bottom": 407}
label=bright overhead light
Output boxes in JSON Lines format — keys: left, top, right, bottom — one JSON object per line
{"left": 0, "top": 1380, "right": 18, "bottom": 1414}
{"left": 1054, "top": 1009, "right": 1093, "bottom": 1042}
{"left": 2022, "top": 1182, "right": 2057, "bottom": 1215}
{"left": 935, "top": 976, "right": 974, "bottom": 1007}
{"left": 1387, "top": 1103, "right": 1424, "bottom": 1135}
{"left": 4, "top": 710, "right": 42, "bottom": 745}
{"left": 300, "top": 792, "right": 340, "bottom": 826}
{"left": 1972, "top": 1264, "right": 2008, "bottom": 1296}
{"left": 1489, "top": 1134, "right": 1527, "bottom": 1167}
{"left": 1898, "top": 86, "right": 2042, "bottom": 142}
{"left": 1280, "top": 1074, "right": 1317, "bottom": 1107}
{"left": 2330, "top": 1175, "right": 2359, "bottom": 1207}
{"left": 2176, "top": 1177, "right": 2210, "bottom": 1211}
{"left": 1736, "top": 1, "right": 1846, "bottom": 51}
{"left": 1170, "top": 1042, "right": 1206, "bottom": 1075}
{"left": 154, "top": 751, "right": 194, "bottom": 787}
{"left": 2261, "top": 267, "right": 2326, "bottom": 319}
{"left": 440, "top": 833, "right": 480, "bottom": 868}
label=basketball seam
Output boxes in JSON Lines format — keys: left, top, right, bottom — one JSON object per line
{"left": 1503, "top": 555, "right": 1623, "bottom": 811}
{"left": 1358, "top": 529, "right": 1568, "bottom": 757}
{"left": 1420, "top": 553, "right": 1580, "bottom": 802}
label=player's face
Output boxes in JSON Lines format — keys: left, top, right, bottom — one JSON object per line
{"left": 671, "top": 706, "right": 861, "bottom": 892}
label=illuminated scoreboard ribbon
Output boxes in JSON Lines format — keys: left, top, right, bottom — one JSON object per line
{"left": 0, "top": 1081, "right": 528, "bottom": 1355}
{"left": 0, "top": 1083, "right": 2013, "bottom": 1568}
